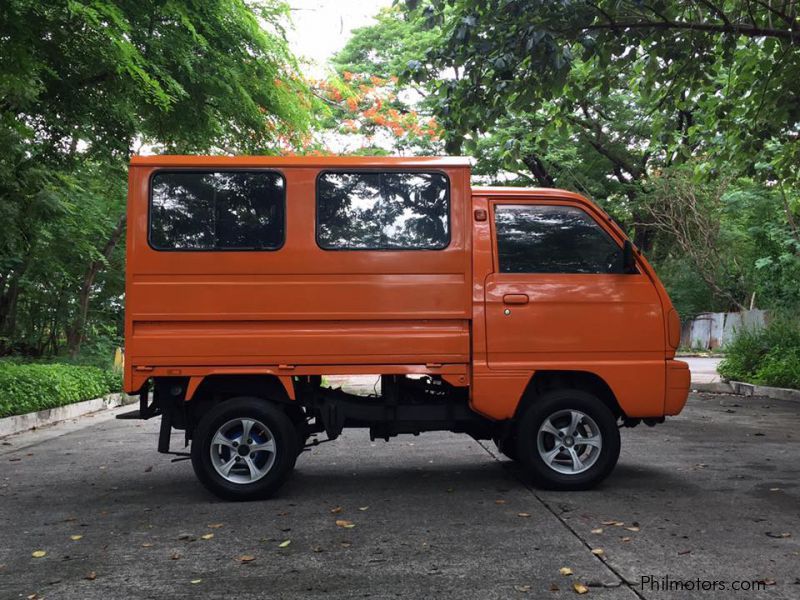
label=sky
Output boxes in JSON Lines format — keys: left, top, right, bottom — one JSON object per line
{"left": 285, "top": 0, "right": 392, "bottom": 75}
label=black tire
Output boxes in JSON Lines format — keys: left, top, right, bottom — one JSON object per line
{"left": 515, "top": 389, "right": 620, "bottom": 491}
{"left": 191, "top": 397, "right": 299, "bottom": 501}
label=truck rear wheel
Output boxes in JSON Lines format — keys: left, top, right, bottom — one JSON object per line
{"left": 191, "top": 397, "right": 299, "bottom": 501}
{"left": 515, "top": 389, "right": 620, "bottom": 491}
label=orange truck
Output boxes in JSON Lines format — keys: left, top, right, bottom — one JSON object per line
{"left": 122, "top": 155, "right": 689, "bottom": 500}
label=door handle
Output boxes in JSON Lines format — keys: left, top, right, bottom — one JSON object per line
{"left": 503, "top": 294, "right": 529, "bottom": 305}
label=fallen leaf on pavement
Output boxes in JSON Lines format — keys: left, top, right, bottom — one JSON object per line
{"left": 31, "top": 550, "right": 46, "bottom": 558}
{"left": 769, "top": 487, "right": 781, "bottom": 492}
{"left": 201, "top": 533, "right": 214, "bottom": 540}
{"left": 330, "top": 506, "right": 343, "bottom": 514}
{"left": 144, "top": 466, "right": 153, "bottom": 473}
{"left": 759, "top": 579, "right": 776, "bottom": 586}
{"left": 591, "top": 548, "right": 604, "bottom": 556}
{"left": 238, "top": 555, "right": 256, "bottom": 563}
{"left": 495, "top": 499, "right": 507, "bottom": 505}
{"left": 141, "top": 543, "right": 154, "bottom": 548}
{"left": 84, "top": 571, "right": 97, "bottom": 581}
{"left": 573, "top": 582, "right": 589, "bottom": 594}
{"left": 208, "top": 523, "right": 224, "bottom": 529}
{"left": 171, "top": 552, "right": 181, "bottom": 560}
{"left": 601, "top": 520, "right": 623, "bottom": 526}
{"left": 279, "top": 540, "right": 291, "bottom": 548}
{"left": 335, "top": 520, "right": 355, "bottom": 529}
{"left": 358, "top": 506, "right": 369, "bottom": 511}
{"left": 70, "top": 535, "right": 83, "bottom": 541}
{"left": 559, "top": 567, "right": 573, "bottom": 576}
{"left": 340, "top": 542, "right": 352, "bottom": 548}
{"left": 190, "top": 579, "right": 202, "bottom": 584}
{"left": 625, "top": 526, "right": 640, "bottom": 532}
{"left": 765, "top": 532, "right": 791, "bottom": 538}
{"left": 312, "top": 546, "right": 323, "bottom": 553}
{"left": 621, "top": 537, "right": 632, "bottom": 542}
{"left": 518, "top": 513, "right": 531, "bottom": 518}
{"left": 514, "top": 584, "right": 531, "bottom": 592}
{"left": 178, "top": 533, "right": 196, "bottom": 541}
{"left": 591, "top": 528, "right": 603, "bottom": 534}
{"left": 549, "top": 583, "right": 559, "bottom": 592}
{"left": 678, "top": 549, "right": 692, "bottom": 555}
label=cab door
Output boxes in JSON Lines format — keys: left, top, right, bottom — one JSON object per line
{"left": 483, "top": 199, "right": 665, "bottom": 413}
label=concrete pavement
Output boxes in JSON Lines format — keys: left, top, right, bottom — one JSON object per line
{"left": 0, "top": 391, "right": 797, "bottom": 599}
{"left": 682, "top": 357, "right": 724, "bottom": 384}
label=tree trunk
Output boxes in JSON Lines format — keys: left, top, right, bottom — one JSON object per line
{"left": 66, "top": 214, "right": 127, "bottom": 357}
{"left": 0, "top": 253, "right": 34, "bottom": 345}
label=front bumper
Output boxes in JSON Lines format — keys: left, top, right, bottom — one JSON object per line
{"left": 665, "top": 359, "right": 690, "bottom": 415}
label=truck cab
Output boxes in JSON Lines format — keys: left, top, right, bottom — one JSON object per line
{"left": 123, "top": 155, "right": 689, "bottom": 500}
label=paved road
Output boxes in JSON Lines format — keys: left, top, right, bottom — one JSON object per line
{"left": 682, "top": 357, "right": 724, "bottom": 384}
{"left": 1, "top": 392, "right": 797, "bottom": 600}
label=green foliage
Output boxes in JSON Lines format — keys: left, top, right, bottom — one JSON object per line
{"left": 654, "top": 257, "right": 720, "bottom": 320}
{"left": 1, "top": 0, "right": 311, "bottom": 359}
{"left": 718, "top": 317, "right": 800, "bottom": 389}
{"left": 416, "top": 0, "right": 800, "bottom": 185}
{"left": 0, "top": 362, "right": 122, "bottom": 418}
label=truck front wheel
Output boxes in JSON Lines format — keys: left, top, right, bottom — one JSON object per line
{"left": 191, "top": 397, "right": 299, "bottom": 501}
{"left": 515, "top": 390, "right": 620, "bottom": 491}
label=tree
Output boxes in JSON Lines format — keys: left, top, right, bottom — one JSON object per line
{"left": 305, "top": 72, "right": 443, "bottom": 155}
{"left": 326, "top": 2, "right": 800, "bottom": 313}
{"left": 414, "top": 0, "right": 800, "bottom": 184}
{"left": 0, "top": 0, "right": 312, "bottom": 356}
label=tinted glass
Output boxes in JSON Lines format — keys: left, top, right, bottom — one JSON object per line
{"left": 317, "top": 171, "right": 449, "bottom": 249}
{"left": 495, "top": 205, "right": 623, "bottom": 273}
{"left": 150, "top": 171, "right": 284, "bottom": 250}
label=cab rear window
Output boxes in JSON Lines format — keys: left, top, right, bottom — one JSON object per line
{"left": 149, "top": 171, "right": 285, "bottom": 251}
{"left": 316, "top": 171, "right": 450, "bottom": 250}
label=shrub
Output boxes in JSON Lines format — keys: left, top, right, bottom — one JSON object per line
{"left": 719, "top": 316, "right": 800, "bottom": 389}
{"left": 0, "top": 363, "right": 122, "bottom": 419}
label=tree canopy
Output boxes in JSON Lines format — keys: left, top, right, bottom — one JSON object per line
{"left": 0, "top": 0, "right": 312, "bottom": 357}
{"left": 329, "top": 1, "right": 800, "bottom": 316}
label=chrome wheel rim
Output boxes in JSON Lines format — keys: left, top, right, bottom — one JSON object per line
{"left": 536, "top": 409, "right": 602, "bottom": 475}
{"left": 209, "top": 418, "right": 277, "bottom": 484}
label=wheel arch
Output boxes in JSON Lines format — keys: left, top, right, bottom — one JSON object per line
{"left": 187, "top": 373, "right": 295, "bottom": 404}
{"left": 184, "top": 374, "right": 303, "bottom": 434}
{"left": 516, "top": 370, "right": 624, "bottom": 420}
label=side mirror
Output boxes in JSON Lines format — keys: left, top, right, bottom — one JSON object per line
{"left": 622, "top": 240, "right": 637, "bottom": 274}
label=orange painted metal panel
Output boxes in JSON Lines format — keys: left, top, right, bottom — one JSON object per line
{"left": 125, "top": 158, "right": 472, "bottom": 392}
{"left": 470, "top": 193, "right": 673, "bottom": 420}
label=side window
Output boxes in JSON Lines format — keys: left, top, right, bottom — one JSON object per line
{"left": 494, "top": 204, "right": 623, "bottom": 274}
{"left": 317, "top": 171, "right": 449, "bottom": 250}
{"left": 150, "top": 171, "right": 285, "bottom": 250}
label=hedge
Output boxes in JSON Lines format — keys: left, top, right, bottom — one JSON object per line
{"left": 0, "top": 363, "right": 122, "bottom": 419}
{"left": 718, "top": 316, "right": 800, "bottom": 390}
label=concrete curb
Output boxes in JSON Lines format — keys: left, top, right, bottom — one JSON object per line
{"left": 0, "top": 393, "right": 137, "bottom": 438}
{"left": 691, "top": 380, "right": 800, "bottom": 403}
